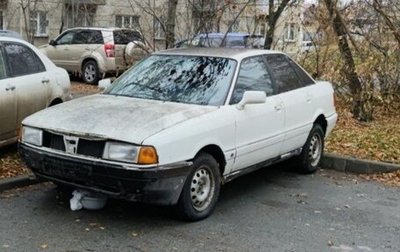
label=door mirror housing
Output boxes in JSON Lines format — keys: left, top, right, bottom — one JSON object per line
{"left": 236, "top": 91, "right": 266, "bottom": 110}
{"left": 98, "top": 78, "right": 112, "bottom": 90}
{"left": 49, "top": 40, "right": 56, "bottom": 46}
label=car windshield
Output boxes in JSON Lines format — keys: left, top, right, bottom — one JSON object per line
{"left": 105, "top": 55, "right": 236, "bottom": 106}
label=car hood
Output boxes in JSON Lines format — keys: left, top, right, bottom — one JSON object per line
{"left": 23, "top": 94, "right": 217, "bottom": 144}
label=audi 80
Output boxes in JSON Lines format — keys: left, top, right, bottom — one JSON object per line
{"left": 19, "top": 48, "right": 337, "bottom": 221}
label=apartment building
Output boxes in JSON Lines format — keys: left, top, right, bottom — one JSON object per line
{"left": 0, "top": 0, "right": 312, "bottom": 53}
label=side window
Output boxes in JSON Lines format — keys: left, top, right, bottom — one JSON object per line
{"left": 230, "top": 56, "right": 274, "bottom": 104}
{"left": 56, "top": 31, "right": 75, "bottom": 45}
{"left": 72, "top": 30, "right": 89, "bottom": 44}
{"left": 0, "top": 49, "right": 8, "bottom": 80}
{"left": 4, "top": 43, "right": 45, "bottom": 77}
{"left": 265, "top": 54, "right": 303, "bottom": 93}
{"left": 287, "top": 58, "right": 315, "bottom": 86}
{"left": 90, "top": 30, "right": 104, "bottom": 44}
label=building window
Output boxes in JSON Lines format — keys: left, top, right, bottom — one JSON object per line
{"left": 284, "top": 23, "right": 296, "bottom": 42}
{"left": 228, "top": 19, "right": 241, "bottom": 32}
{"left": 115, "top": 15, "right": 139, "bottom": 29}
{"left": 65, "top": 4, "right": 96, "bottom": 28}
{"left": 154, "top": 16, "right": 165, "bottom": 39}
{"left": 30, "top": 11, "right": 48, "bottom": 37}
{"left": 0, "top": 11, "right": 4, "bottom": 30}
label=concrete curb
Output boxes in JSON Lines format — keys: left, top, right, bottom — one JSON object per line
{"left": 321, "top": 153, "right": 400, "bottom": 174}
{"left": 0, "top": 175, "right": 42, "bottom": 192}
{"left": 1, "top": 154, "right": 399, "bottom": 192}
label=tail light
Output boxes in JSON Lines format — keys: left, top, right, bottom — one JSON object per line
{"left": 104, "top": 43, "right": 115, "bottom": 57}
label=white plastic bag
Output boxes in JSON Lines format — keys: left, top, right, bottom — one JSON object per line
{"left": 70, "top": 190, "right": 86, "bottom": 211}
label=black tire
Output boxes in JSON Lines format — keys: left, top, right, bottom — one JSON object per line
{"left": 82, "top": 60, "right": 100, "bottom": 84}
{"left": 295, "top": 124, "right": 325, "bottom": 174}
{"left": 176, "top": 153, "right": 221, "bottom": 221}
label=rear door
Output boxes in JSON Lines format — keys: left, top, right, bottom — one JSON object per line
{"left": 70, "top": 30, "right": 104, "bottom": 70}
{"left": 0, "top": 45, "right": 17, "bottom": 142}
{"left": 3, "top": 42, "right": 50, "bottom": 127}
{"left": 264, "top": 54, "right": 316, "bottom": 154}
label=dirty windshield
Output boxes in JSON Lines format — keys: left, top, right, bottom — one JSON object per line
{"left": 105, "top": 55, "right": 236, "bottom": 106}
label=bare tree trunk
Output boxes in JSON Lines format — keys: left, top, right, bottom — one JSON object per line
{"left": 324, "top": 0, "right": 372, "bottom": 121}
{"left": 165, "top": 0, "right": 178, "bottom": 49}
{"left": 263, "top": 0, "right": 291, "bottom": 49}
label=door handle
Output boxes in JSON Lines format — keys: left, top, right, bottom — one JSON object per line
{"left": 42, "top": 78, "right": 50, "bottom": 84}
{"left": 306, "top": 94, "right": 312, "bottom": 103}
{"left": 274, "top": 104, "right": 282, "bottom": 111}
{"left": 5, "top": 85, "right": 16, "bottom": 91}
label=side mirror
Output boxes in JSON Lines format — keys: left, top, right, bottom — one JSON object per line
{"left": 236, "top": 91, "right": 266, "bottom": 110}
{"left": 49, "top": 40, "right": 56, "bottom": 46}
{"left": 98, "top": 78, "right": 112, "bottom": 90}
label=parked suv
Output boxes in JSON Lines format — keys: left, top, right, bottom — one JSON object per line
{"left": 20, "top": 48, "right": 337, "bottom": 221}
{"left": 40, "top": 27, "right": 146, "bottom": 84}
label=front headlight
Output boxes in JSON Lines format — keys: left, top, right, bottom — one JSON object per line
{"left": 21, "top": 126, "right": 43, "bottom": 146}
{"left": 103, "top": 142, "right": 158, "bottom": 165}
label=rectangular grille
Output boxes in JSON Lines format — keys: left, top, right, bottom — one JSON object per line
{"left": 77, "top": 139, "right": 106, "bottom": 158}
{"left": 42, "top": 131, "right": 105, "bottom": 158}
{"left": 43, "top": 131, "right": 65, "bottom": 151}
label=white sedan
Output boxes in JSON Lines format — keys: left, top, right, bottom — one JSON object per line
{"left": 19, "top": 48, "right": 337, "bottom": 221}
{"left": 0, "top": 36, "right": 70, "bottom": 147}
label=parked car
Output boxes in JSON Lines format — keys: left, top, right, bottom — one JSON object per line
{"left": 0, "top": 30, "right": 23, "bottom": 40}
{"left": 0, "top": 37, "right": 70, "bottom": 148}
{"left": 19, "top": 48, "right": 337, "bottom": 221}
{"left": 175, "top": 33, "right": 265, "bottom": 49}
{"left": 40, "top": 27, "right": 146, "bottom": 84}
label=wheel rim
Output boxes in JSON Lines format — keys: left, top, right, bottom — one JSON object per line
{"left": 190, "top": 166, "right": 215, "bottom": 212}
{"left": 84, "top": 64, "right": 96, "bottom": 82}
{"left": 308, "top": 133, "right": 322, "bottom": 167}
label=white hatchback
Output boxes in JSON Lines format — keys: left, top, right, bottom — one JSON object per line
{"left": 0, "top": 37, "right": 70, "bottom": 147}
{"left": 19, "top": 48, "right": 337, "bottom": 221}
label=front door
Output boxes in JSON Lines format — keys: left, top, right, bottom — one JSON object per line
{"left": 230, "top": 56, "right": 285, "bottom": 172}
{"left": 46, "top": 30, "right": 76, "bottom": 71}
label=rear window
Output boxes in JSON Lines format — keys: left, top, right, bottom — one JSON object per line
{"left": 113, "top": 30, "right": 142, "bottom": 44}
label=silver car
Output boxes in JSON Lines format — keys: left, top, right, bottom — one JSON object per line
{"left": 0, "top": 37, "right": 70, "bottom": 147}
{"left": 40, "top": 27, "right": 147, "bottom": 84}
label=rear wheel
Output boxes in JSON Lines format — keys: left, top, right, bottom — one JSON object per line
{"left": 296, "top": 124, "right": 325, "bottom": 174}
{"left": 82, "top": 60, "right": 100, "bottom": 84}
{"left": 176, "top": 153, "right": 220, "bottom": 221}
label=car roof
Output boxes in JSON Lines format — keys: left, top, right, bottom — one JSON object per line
{"left": 0, "top": 30, "right": 22, "bottom": 39}
{"left": 64, "top": 27, "right": 136, "bottom": 32}
{"left": 0, "top": 36, "right": 29, "bottom": 44}
{"left": 154, "top": 48, "right": 283, "bottom": 61}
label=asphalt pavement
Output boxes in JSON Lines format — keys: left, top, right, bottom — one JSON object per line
{"left": 0, "top": 166, "right": 399, "bottom": 252}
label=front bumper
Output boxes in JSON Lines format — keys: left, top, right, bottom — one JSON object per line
{"left": 19, "top": 144, "right": 192, "bottom": 205}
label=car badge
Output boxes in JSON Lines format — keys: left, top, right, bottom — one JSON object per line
{"left": 64, "top": 136, "right": 79, "bottom": 154}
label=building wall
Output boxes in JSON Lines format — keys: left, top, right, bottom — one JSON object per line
{"left": 1, "top": 0, "right": 310, "bottom": 53}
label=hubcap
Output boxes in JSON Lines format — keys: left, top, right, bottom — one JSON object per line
{"left": 308, "top": 133, "right": 322, "bottom": 167}
{"left": 190, "top": 166, "right": 215, "bottom": 212}
{"left": 84, "top": 64, "right": 96, "bottom": 82}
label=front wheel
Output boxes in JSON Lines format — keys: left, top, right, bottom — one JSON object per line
{"left": 82, "top": 60, "right": 100, "bottom": 84}
{"left": 296, "top": 124, "right": 325, "bottom": 174}
{"left": 176, "top": 153, "right": 221, "bottom": 221}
